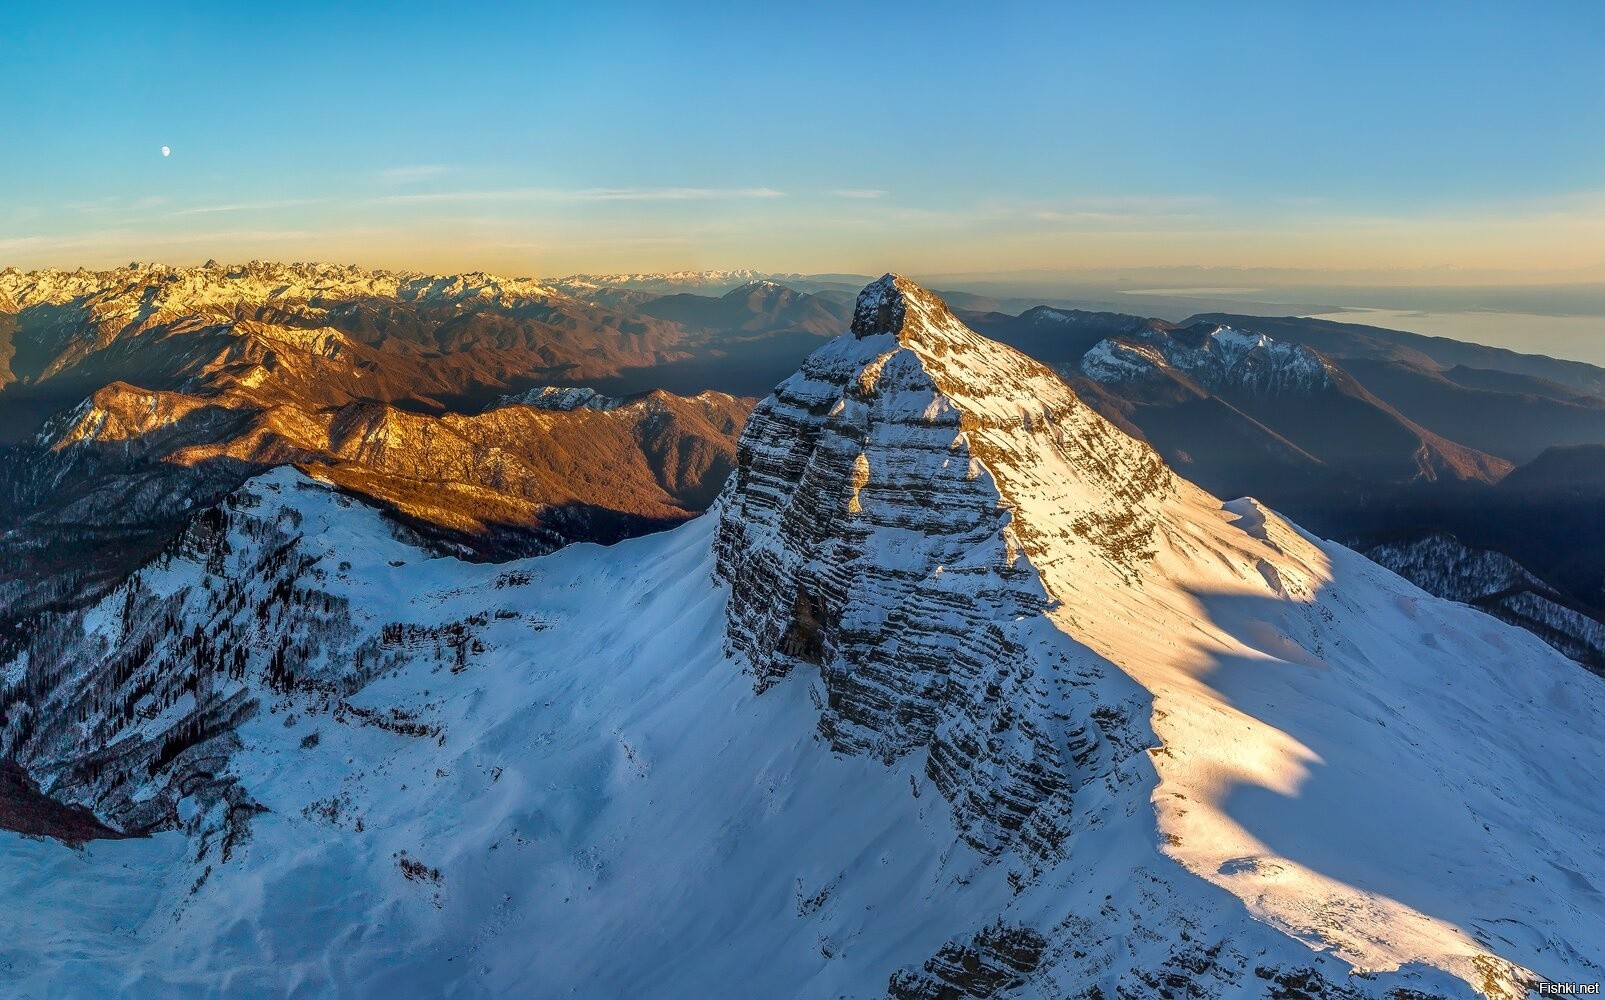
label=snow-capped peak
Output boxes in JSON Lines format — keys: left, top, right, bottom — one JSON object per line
{"left": 1208, "top": 325, "right": 1273, "bottom": 365}
{"left": 1079, "top": 321, "right": 1334, "bottom": 395}
{"left": 721, "top": 278, "right": 794, "bottom": 301}
{"left": 713, "top": 275, "right": 1601, "bottom": 994}
{"left": 849, "top": 271, "right": 947, "bottom": 339}
{"left": 719, "top": 273, "right": 1182, "bottom": 852}
{"left": 546, "top": 268, "right": 801, "bottom": 294}
{"left": 0, "top": 261, "right": 567, "bottom": 329}
{"left": 489, "top": 385, "right": 624, "bottom": 412}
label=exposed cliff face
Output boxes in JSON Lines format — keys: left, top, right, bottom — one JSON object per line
{"left": 709, "top": 277, "right": 1598, "bottom": 997}
{"left": 715, "top": 275, "right": 1175, "bottom": 858}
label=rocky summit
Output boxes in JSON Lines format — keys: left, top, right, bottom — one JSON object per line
{"left": 715, "top": 274, "right": 1174, "bottom": 857}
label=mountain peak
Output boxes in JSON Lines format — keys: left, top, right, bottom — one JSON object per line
{"left": 718, "top": 274, "right": 1179, "bottom": 751}
{"left": 836, "top": 274, "right": 1118, "bottom": 438}
{"left": 720, "top": 278, "right": 794, "bottom": 302}
{"left": 849, "top": 272, "right": 960, "bottom": 341}
{"left": 1081, "top": 321, "right": 1335, "bottom": 395}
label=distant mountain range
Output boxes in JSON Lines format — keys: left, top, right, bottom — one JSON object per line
{"left": 1189, "top": 312, "right": 1605, "bottom": 463}
{"left": 0, "top": 263, "right": 761, "bottom": 652}
{"left": 5, "top": 260, "right": 1605, "bottom": 676}
{"left": 1075, "top": 321, "right": 1510, "bottom": 488}
{"left": 546, "top": 267, "right": 804, "bottom": 295}
{"left": 953, "top": 301, "right": 1605, "bottom": 654}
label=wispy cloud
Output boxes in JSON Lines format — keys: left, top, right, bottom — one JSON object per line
{"left": 62, "top": 195, "right": 170, "bottom": 214}
{"left": 1023, "top": 195, "right": 1221, "bottom": 230}
{"left": 586, "top": 187, "right": 785, "bottom": 201}
{"left": 1035, "top": 195, "right": 1216, "bottom": 215}
{"left": 368, "top": 186, "right": 786, "bottom": 206}
{"left": 828, "top": 189, "right": 888, "bottom": 199}
{"left": 1030, "top": 210, "right": 1207, "bottom": 226}
{"left": 63, "top": 197, "right": 122, "bottom": 214}
{"left": 378, "top": 164, "right": 449, "bottom": 184}
{"left": 171, "top": 198, "right": 329, "bottom": 216}
{"left": 0, "top": 228, "right": 318, "bottom": 254}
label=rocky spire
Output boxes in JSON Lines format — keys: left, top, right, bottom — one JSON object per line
{"left": 714, "top": 273, "right": 1176, "bottom": 859}
{"left": 849, "top": 272, "right": 964, "bottom": 343}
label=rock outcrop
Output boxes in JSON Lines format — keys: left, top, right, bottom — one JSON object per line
{"left": 715, "top": 274, "right": 1174, "bottom": 856}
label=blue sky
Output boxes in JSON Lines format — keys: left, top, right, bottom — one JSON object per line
{"left": 2, "top": 1, "right": 1602, "bottom": 276}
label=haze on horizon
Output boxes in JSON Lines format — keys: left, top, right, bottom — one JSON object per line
{"left": 2, "top": 1, "right": 1602, "bottom": 286}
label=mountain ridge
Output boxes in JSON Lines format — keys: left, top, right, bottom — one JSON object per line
{"left": 1077, "top": 323, "right": 1512, "bottom": 487}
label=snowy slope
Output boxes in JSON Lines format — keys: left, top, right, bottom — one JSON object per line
{"left": 1365, "top": 534, "right": 1605, "bottom": 672}
{"left": 1080, "top": 323, "right": 1335, "bottom": 395}
{"left": 1, "top": 471, "right": 1021, "bottom": 997}
{"left": 3, "top": 276, "right": 1603, "bottom": 998}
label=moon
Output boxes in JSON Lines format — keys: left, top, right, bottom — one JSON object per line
{"left": 161, "top": 146, "right": 171, "bottom": 157}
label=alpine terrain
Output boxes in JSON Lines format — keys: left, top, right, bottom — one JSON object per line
{"left": 2, "top": 276, "right": 1602, "bottom": 997}
{"left": 0, "top": 262, "right": 756, "bottom": 649}
{"left": 963, "top": 303, "right": 1605, "bottom": 670}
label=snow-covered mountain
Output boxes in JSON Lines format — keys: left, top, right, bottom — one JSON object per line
{"left": 3, "top": 275, "right": 1602, "bottom": 997}
{"left": 0, "top": 260, "right": 568, "bottom": 343}
{"left": 487, "top": 385, "right": 627, "bottom": 412}
{"left": 1073, "top": 322, "right": 1510, "bottom": 490}
{"left": 547, "top": 268, "right": 802, "bottom": 296}
{"left": 1080, "top": 323, "right": 1336, "bottom": 396}
{"left": 1054, "top": 315, "right": 1605, "bottom": 666}
{"left": 0, "top": 261, "right": 760, "bottom": 644}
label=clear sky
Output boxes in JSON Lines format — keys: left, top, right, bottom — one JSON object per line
{"left": 2, "top": 1, "right": 1602, "bottom": 278}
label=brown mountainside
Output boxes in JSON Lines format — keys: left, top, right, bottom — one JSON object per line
{"left": 0, "top": 263, "right": 762, "bottom": 647}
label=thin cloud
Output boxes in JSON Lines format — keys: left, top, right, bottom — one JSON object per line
{"left": 1024, "top": 195, "right": 1221, "bottom": 230}
{"left": 62, "top": 195, "right": 171, "bottom": 214}
{"left": 585, "top": 187, "right": 785, "bottom": 201}
{"left": 368, "top": 187, "right": 786, "bottom": 206}
{"left": 1031, "top": 210, "right": 1206, "bottom": 225}
{"left": 171, "top": 198, "right": 329, "bottom": 216}
{"left": 0, "top": 228, "right": 318, "bottom": 254}
{"left": 63, "top": 197, "right": 122, "bottom": 213}
{"left": 378, "top": 165, "right": 449, "bottom": 184}
{"left": 828, "top": 189, "right": 888, "bottom": 199}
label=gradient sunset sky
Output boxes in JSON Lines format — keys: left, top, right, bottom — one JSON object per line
{"left": 3, "top": 1, "right": 1602, "bottom": 278}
